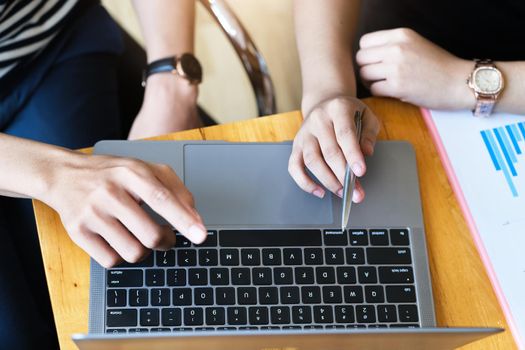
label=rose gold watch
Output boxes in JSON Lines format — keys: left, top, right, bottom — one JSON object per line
{"left": 467, "top": 59, "right": 504, "bottom": 117}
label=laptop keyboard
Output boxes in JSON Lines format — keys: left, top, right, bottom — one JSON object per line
{"left": 104, "top": 229, "right": 420, "bottom": 333}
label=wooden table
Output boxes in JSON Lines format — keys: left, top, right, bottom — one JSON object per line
{"left": 33, "top": 97, "right": 516, "bottom": 350}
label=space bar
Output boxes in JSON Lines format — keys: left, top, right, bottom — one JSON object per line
{"left": 219, "top": 229, "right": 322, "bottom": 247}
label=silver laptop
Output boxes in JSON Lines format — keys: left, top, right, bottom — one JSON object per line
{"left": 73, "top": 141, "right": 501, "bottom": 349}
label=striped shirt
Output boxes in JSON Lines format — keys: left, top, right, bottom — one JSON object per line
{"left": 0, "top": 0, "right": 79, "bottom": 80}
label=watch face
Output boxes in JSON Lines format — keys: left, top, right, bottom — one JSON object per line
{"left": 179, "top": 54, "right": 202, "bottom": 83}
{"left": 473, "top": 67, "right": 502, "bottom": 94}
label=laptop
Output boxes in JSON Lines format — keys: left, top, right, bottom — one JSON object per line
{"left": 73, "top": 140, "right": 501, "bottom": 349}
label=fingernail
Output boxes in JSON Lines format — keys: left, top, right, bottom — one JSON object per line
{"left": 351, "top": 162, "right": 364, "bottom": 176}
{"left": 188, "top": 224, "right": 207, "bottom": 244}
{"left": 337, "top": 188, "right": 344, "bottom": 198}
{"left": 312, "top": 189, "right": 325, "bottom": 198}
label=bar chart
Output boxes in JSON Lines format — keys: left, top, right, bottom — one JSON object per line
{"left": 480, "top": 121, "right": 525, "bottom": 197}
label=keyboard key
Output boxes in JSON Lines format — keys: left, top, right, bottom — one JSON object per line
{"left": 184, "top": 308, "right": 204, "bottom": 326}
{"left": 188, "top": 268, "right": 208, "bottom": 285}
{"left": 378, "top": 266, "right": 414, "bottom": 284}
{"left": 140, "top": 309, "right": 159, "bottom": 326}
{"left": 325, "top": 248, "right": 345, "bottom": 265}
{"left": 238, "top": 287, "right": 257, "bottom": 305}
{"left": 195, "top": 288, "right": 214, "bottom": 305}
{"left": 151, "top": 288, "right": 170, "bottom": 306}
{"left": 156, "top": 250, "right": 175, "bottom": 267}
{"left": 323, "top": 230, "right": 347, "bottom": 246}
{"left": 162, "top": 308, "right": 182, "bottom": 326}
{"left": 199, "top": 249, "right": 218, "bottom": 266}
{"left": 107, "top": 309, "right": 137, "bottom": 327}
{"left": 167, "top": 269, "right": 186, "bottom": 286}
{"left": 117, "top": 254, "right": 153, "bottom": 268}
{"left": 295, "top": 267, "right": 315, "bottom": 284}
{"left": 196, "top": 230, "right": 218, "bottom": 247}
{"left": 357, "top": 266, "right": 377, "bottom": 284}
{"left": 231, "top": 268, "right": 251, "bottom": 285}
{"left": 304, "top": 248, "right": 323, "bottom": 265}
{"left": 259, "top": 287, "right": 278, "bottom": 304}
{"left": 107, "top": 289, "right": 126, "bottom": 307}
{"left": 386, "top": 285, "right": 416, "bottom": 303}
{"left": 301, "top": 286, "right": 321, "bottom": 304}
{"left": 249, "top": 307, "right": 269, "bottom": 325}
{"left": 355, "top": 305, "right": 376, "bottom": 323}
{"left": 210, "top": 268, "right": 229, "bottom": 285}
{"left": 367, "top": 325, "right": 387, "bottom": 329}
{"left": 274, "top": 267, "right": 293, "bottom": 285}
{"left": 369, "top": 229, "right": 389, "bottom": 246}
{"left": 175, "top": 234, "right": 192, "bottom": 248}
{"left": 106, "top": 328, "right": 126, "bottom": 333}
{"left": 172, "top": 288, "right": 192, "bottom": 306}
{"left": 365, "top": 286, "right": 385, "bottom": 303}
{"left": 313, "top": 306, "right": 333, "bottom": 323}
{"left": 316, "top": 267, "right": 335, "bottom": 284}
{"left": 150, "top": 328, "right": 170, "bottom": 332}
{"left": 145, "top": 269, "right": 165, "bottom": 287}
{"left": 336, "top": 267, "right": 356, "bottom": 284}
{"left": 241, "top": 249, "right": 261, "bottom": 266}
{"left": 292, "top": 306, "right": 312, "bottom": 324}
{"left": 128, "top": 328, "right": 148, "bottom": 333}
{"left": 390, "top": 324, "right": 420, "bottom": 328}
{"left": 367, "top": 248, "right": 412, "bottom": 264}
{"left": 280, "top": 287, "right": 300, "bottom": 304}
{"left": 206, "top": 307, "right": 226, "bottom": 325}
{"left": 325, "top": 325, "right": 345, "bottom": 329}
{"left": 270, "top": 306, "right": 290, "bottom": 324}
{"left": 228, "top": 307, "right": 248, "bottom": 325}
{"left": 262, "top": 249, "right": 281, "bottom": 265}
{"left": 322, "top": 286, "right": 342, "bottom": 303}
{"left": 220, "top": 249, "right": 239, "bottom": 266}
{"left": 217, "top": 327, "right": 237, "bottom": 331}
{"left": 177, "top": 249, "right": 197, "bottom": 266}
{"left": 216, "top": 287, "right": 236, "bottom": 305}
{"left": 129, "top": 289, "right": 148, "bottom": 307}
{"left": 349, "top": 230, "right": 368, "bottom": 246}
{"left": 377, "top": 305, "right": 397, "bottom": 323}
{"left": 343, "top": 286, "right": 363, "bottom": 303}
{"left": 335, "top": 306, "right": 354, "bottom": 323}
{"left": 345, "top": 248, "right": 365, "bottom": 264}
{"left": 398, "top": 305, "right": 419, "bottom": 322}
{"left": 220, "top": 229, "right": 322, "bottom": 247}
{"left": 390, "top": 229, "right": 410, "bottom": 246}
{"left": 107, "top": 269, "right": 143, "bottom": 287}
{"left": 253, "top": 268, "right": 272, "bottom": 285}
{"left": 283, "top": 248, "right": 303, "bottom": 265}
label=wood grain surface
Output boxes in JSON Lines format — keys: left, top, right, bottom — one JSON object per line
{"left": 33, "top": 98, "right": 516, "bottom": 349}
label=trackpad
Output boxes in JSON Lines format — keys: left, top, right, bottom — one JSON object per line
{"left": 183, "top": 144, "right": 333, "bottom": 226}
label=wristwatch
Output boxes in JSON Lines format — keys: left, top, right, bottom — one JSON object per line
{"left": 142, "top": 53, "right": 202, "bottom": 87}
{"left": 467, "top": 59, "right": 504, "bottom": 117}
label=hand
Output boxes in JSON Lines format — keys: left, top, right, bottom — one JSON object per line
{"left": 288, "top": 95, "right": 380, "bottom": 202}
{"left": 128, "top": 74, "right": 202, "bottom": 140}
{"left": 45, "top": 151, "right": 207, "bottom": 268}
{"left": 356, "top": 28, "right": 475, "bottom": 109}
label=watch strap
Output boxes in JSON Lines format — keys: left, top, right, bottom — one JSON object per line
{"left": 141, "top": 57, "right": 178, "bottom": 87}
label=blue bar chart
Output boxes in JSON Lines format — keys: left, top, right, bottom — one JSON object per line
{"left": 480, "top": 121, "right": 525, "bottom": 197}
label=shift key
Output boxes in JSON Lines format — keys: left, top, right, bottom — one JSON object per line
{"left": 107, "top": 269, "right": 143, "bottom": 287}
{"left": 366, "top": 248, "right": 412, "bottom": 265}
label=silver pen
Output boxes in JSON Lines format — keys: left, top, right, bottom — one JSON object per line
{"left": 341, "top": 110, "right": 363, "bottom": 231}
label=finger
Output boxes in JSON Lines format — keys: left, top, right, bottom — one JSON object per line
{"left": 332, "top": 109, "right": 366, "bottom": 178}
{"left": 71, "top": 228, "right": 121, "bottom": 268}
{"left": 129, "top": 172, "right": 206, "bottom": 245}
{"left": 359, "top": 63, "right": 388, "bottom": 83}
{"left": 288, "top": 147, "right": 326, "bottom": 198}
{"left": 315, "top": 123, "right": 347, "bottom": 187}
{"left": 353, "top": 179, "right": 365, "bottom": 203}
{"left": 359, "top": 28, "right": 411, "bottom": 49}
{"left": 152, "top": 163, "right": 195, "bottom": 210}
{"left": 302, "top": 139, "right": 343, "bottom": 195}
{"left": 356, "top": 46, "right": 389, "bottom": 66}
{"left": 91, "top": 214, "right": 149, "bottom": 263}
{"left": 360, "top": 108, "right": 381, "bottom": 156}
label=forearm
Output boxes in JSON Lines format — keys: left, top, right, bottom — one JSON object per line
{"left": 293, "top": 0, "right": 361, "bottom": 113}
{"left": 133, "top": 0, "right": 195, "bottom": 62}
{"left": 0, "top": 133, "right": 74, "bottom": 200}
{"left": 493, "top": 61, "right": 525, "bottom": 114}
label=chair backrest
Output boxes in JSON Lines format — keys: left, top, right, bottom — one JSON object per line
{"left": 199, "top": 0, "right": 277, "bottom": 116}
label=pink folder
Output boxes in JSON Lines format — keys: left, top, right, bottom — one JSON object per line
{"left": 421, "top": 108, "right": 523, "bottom": 349}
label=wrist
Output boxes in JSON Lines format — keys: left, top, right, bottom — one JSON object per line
{"left": 302, "top": 89, "right": 357, "bottom": 118}
{"left": 143, "top": 74, "right": 198, "bottom": 107}
{"left": 451, "top": 58, "right": 477, "bottom": 110}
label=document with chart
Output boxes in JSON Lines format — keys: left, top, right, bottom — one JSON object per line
{"left": 423, "top": 109, "right": 525, "bottom": 348}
